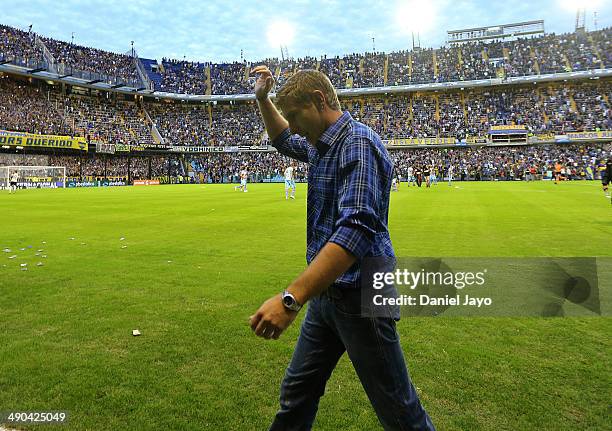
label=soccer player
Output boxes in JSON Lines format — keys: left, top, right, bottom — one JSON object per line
{"left": 284, "top": 163, "right": 296, "bottom": 199}
{"left": 415, "top": 165, "right": 423, "bottom": 187}
{"left": 602, "top": 157, "right": 612, "bottom": 199}
{"left": 431, "top": 166, "right": 438, "bottom": 185}
{"left": 391, "top": 167, "right": 400, "bottom": 192}
{"left": 9, "top": 171, "right": 18, "bottom": 194}
{"left": 424, "top": 165, "right": 431, "bottom": 188}
{"left": 447, "top": 164, "right": 454, "bottom": 186}
{"left": 249, "top": 66, "right": 435, "bottom": 430}
{"left": 554, "top": 161, "right": 562, "bottom": 184}
{"left": 406, "top": 165, "right": 415, "bottom": 186}
{"left": 234, "top": 165, "right": 249, "bottom": 192}
{"left": 391, "top": 176, "right": 398, "bottom": 192}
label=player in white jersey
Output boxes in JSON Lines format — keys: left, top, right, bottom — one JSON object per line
{"left": 284, "top": 164, "right": 296, "bottom": 199}
{"left": 391, "top": 177, "right": 398, "bottom": 192}
{"left": 9, "top": 171, "right": 18, "bottom": 194}
{"left": 430, "top": 165, "right": 438, "bottom": 185}
{"left": 391, "top": 167, "right": 400, "bottom": 191}
{"left": 407, "top": 166, "right": 415, "bottom": 186}
{"left": 234, "top": 166, "right": 249, "bottom": 192}
{"left": 447, "top": 165, "right": 454, "bottom": 186}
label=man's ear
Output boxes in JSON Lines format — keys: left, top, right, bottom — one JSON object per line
{"left": 312, "top": 91, "right": 326, "bottom": 112}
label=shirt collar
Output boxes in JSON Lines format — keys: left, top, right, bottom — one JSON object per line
{"left": 315, "top": 111, "right": 351, "bottom": 154}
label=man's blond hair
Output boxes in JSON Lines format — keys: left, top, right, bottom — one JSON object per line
{"left": 276, "top": 70, "right": 341, "bottom": 111}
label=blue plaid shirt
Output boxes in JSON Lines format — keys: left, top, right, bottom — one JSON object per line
{"left": 272, "top": 111, "right": 395, "bottom": 288}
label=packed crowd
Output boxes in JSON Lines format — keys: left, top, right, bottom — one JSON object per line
{"left": 1, "top": 75, "right": 610, "bottom": 144}
{"left": 345, "top": 80, "right": 611, "bottom": 139}
{"left": 388, "top": 143, "right": 611, "bottom": 181}
{"left": 41, "top": 37, "right": 140, "bottom": 85}
{"left": 149, "top": 27, "right": 612, "bottom": 95}
{"left": 1, "top": 23, "right": 610, "bottom": 95}
{"left": 2, "top": 143, "right": 609, "bottom": 184}
{"left": 46, "top": 154, "right": 181, "bottom": 179}
{"left": 210, "top": 63, "right": 252, "bottom": 95}
{"left": 158, "top": 59, "right": 208, "bottom": 95}
{"left": 147, "top": 100, "right": 264, "bottom": 146}
{"left": 50, "top": 91, "right": 155, "bottom": 146}
{"left": 0, "top": 24, "right": 43, "bottom": 66}
{"left": 0, "top": 76, "right": 72, "bottom": 135}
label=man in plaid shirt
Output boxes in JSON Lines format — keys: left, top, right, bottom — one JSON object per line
{"left": 249, "top": 66, "right": 435, "bottom": 431}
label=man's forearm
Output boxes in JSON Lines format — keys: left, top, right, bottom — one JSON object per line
{"left": 256, "top": 96, "right": 289, "bottom": 141}
{"left": 286, "top": 242, "right": 357, "bottom": 305}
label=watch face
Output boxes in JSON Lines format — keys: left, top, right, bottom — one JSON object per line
{"left": 283, "top": 295, "right": 294, "bottom": 306}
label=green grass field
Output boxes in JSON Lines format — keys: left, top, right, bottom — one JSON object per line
{"left": 1, "top": 182, "right": 610, "bottom": 431}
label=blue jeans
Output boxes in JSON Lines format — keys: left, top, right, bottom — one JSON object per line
{"left": 269, "top": 286, "right": 435, "bottom": 431}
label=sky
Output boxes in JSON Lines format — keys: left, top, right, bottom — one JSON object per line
{"left": 1, "top": 0, "right": 610, "bottom": 63}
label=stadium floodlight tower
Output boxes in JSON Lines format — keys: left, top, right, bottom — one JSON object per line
{"left": 395, "top": 0, "right": 435, "bottom": 50}
{"left": 447, "top": 20, "right": 545, "bottom": 45}
{"left": 280, "top": 45, "right": 289, "bottom": 61}
{"left": 559, "top": 0, "right": 602, "bottom": 33}
{"left": 266, "top": 20, "right": 294, "bottom": 61}
{"left": 575, "top": 8, "right": 587, "bottom": 32}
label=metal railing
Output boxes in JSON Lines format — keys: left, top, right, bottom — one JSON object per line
{"left": 34, "top": 35, "right": 58, "bottom": 74}
{"left": 131, "top": 49, "right": 154, "bottom": 90}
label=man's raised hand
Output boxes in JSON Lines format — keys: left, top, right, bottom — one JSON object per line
{"left": 251, "top": 65, "right": 275, "bottom": 101}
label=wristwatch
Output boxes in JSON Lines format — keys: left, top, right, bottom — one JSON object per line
{"left": 282, "top": 290, "right": 302, "bottom": 312}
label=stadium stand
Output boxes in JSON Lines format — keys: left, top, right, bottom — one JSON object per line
{"left": 139, "top": 58, "right": 163, "bottom": 89}
{"left": 0, "top": 75, "right": 71, "bottom": 135}
{"left": 1, "top": 23, "right": 610, "bottom": 95}
{"left": 159, "top": 58, "right": 208, "bottom": 95}
{"left": 0, "top": 24, "right": 43, "bottom": 66}
{"left": 48, "top": 90, "right": 155, "bottom": 146}
{"left": 146, "top": 100, "right": 264, "bottom": 146}
{"left": 2, "top": 143, "right": 609, "bottom": 184}
{"left": 1, "top": 74, "right": 610, "bottom": 145}
{"left": 210, "top": 62, "right": 251, "bottom": 95}
{"left": 0, "top": 22, "right": 610, "bottom": 186}
{"left": 41, "top": 36, "right": 141, "bottom": 86}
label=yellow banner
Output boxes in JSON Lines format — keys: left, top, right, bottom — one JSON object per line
{"left": 387, "top": 137, "right": 455, "bottom": 146}
{"left": 566, "top": 131, "right": 612, "bottom": 140}
{"left": 0, "top": 130, "right": 88, "bottom": 151}
{"left": 531, "top": 133, "right": 556, "bottom": 142}
{"left": 490, "top": 125, "right": 527, "bottom": 131}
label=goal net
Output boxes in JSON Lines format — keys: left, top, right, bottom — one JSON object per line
{"left": 0, "top": 166, "right": 66, "bottom": 189}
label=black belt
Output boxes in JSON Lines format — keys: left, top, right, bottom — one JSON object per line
{"left": 321, "top": 282, "right": 359, "bottom": 299}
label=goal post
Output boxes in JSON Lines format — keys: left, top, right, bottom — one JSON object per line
{"left": 0, "top": 166, "right": 66, "bottom": 190}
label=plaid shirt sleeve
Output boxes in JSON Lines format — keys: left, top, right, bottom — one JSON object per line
{"left": 271, "top": 128, "right": 310, "bottom": 163}
{"left": 328, "top": 135, "right": 380, "bottom": 259}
